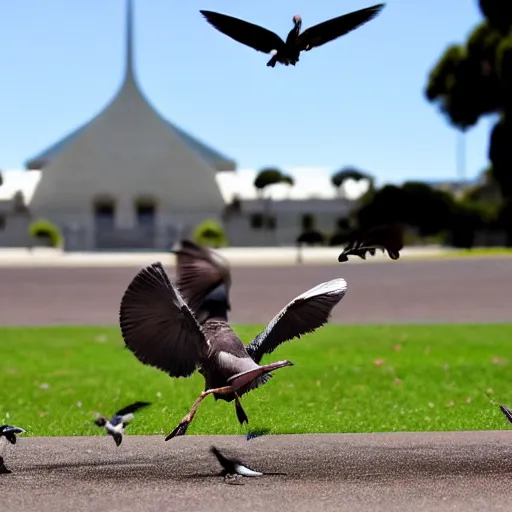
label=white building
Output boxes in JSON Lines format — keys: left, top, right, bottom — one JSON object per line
{"left": 0, "top": 1, "right": 358, "bottom": 250}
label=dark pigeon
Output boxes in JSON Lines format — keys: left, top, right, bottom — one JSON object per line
{"left": 338, "top": 224, "right": 404, "bottom": 263}
{"left": 0, "top": 425, "right": 26, "bottom": 445}
{"left": 119, "top": 240, "right": 347, "bottom": 441}
{"left": 210, "top": 445, "right": 263, "bottom": 484}
{"left": 200, "top": 5, "right": 385, "bottom": 68}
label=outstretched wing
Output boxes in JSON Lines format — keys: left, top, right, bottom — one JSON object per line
{"left": 172, "top": 240, "right": 232, "bottom": 321}
{"left": 245, "top": 279, "right": 347, "bottom": 364}
{"left": 296, "top": 4, "right": 385, "bottom": 52}
{"left": 119, "top": 262, "right": 208, "bottom": 378}
{"left": 500, "top": 405, "right": 512, "bottom": 424}
{"left": 338, "top": 224, "right": 404, "bottom": 262}
{"left": 115, "top": 401, "right": 152, "bottom": 417}
{"left": 200, "top": 10, "right": 286, "bottom": 54}
{"left": 0, "top": 425, "right": 26, "bottom": 435}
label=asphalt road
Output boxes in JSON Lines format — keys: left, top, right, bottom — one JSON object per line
{"left": 2, "top": 432, "right": 512, "bottom": 512}
{"left": 0, "top": 256, "right": 511, "bottom": 325}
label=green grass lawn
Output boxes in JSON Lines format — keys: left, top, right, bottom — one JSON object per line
{"left": 1, "top": 325, "right": 512, "bottom": 437}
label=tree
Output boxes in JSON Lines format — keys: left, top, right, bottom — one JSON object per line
{"left": 0, "top": 170, "right": 3, "bottom": 187}
{"left": 355, "top": 182, "right": 456, "bottom": 237}
{"left": 425, "top": 0, "right": 512, "bottom": 243}
{"left": 254, "top": 168, "right": 284, "bottom": 197}
{"left": 331, "top": 167, "right": 374, "bottom": 198}
{"left": 253, "top": 167, "right": 295, "bottom": 230}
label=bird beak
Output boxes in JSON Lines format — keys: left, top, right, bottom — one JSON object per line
{"left": 266, "top": 360, "right": 294, "bottom": 371}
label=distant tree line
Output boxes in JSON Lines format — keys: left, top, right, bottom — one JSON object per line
{"left": 424, "top": 0, "right": 512, "bottom": 244}
{"left": 296, "top": 168, "right": 504, "bottom": 249}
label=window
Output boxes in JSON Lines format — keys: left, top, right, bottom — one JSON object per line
{"left": 250, "top": 213, "right": 264, "bottom": 229}
{"left": 135, "top": 197, "right": 157, "bottom": 227}
{"left": 93, "top": 197, "right": 115, "bottom": 229}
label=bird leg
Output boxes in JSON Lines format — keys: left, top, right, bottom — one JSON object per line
{"left": 165, "top": 361, "right": 293, "bottom": 441}
{"left": 234, "top": 394, "right": 248, "bottom": 425}
{"left": 165, "top": 385, "right": 234, "bottom": 441}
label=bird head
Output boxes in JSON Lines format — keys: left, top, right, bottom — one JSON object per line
{"left": 292, "top": 14, "right": 302, "bottom": 28}
{"left": 93, "top": 415, "right": 107, "bottom": 428}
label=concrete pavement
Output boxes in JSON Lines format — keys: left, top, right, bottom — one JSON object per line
{"left": 0, "top": 245, "right": 458, "bottom": 267}
{"left": 2, "top": 432, "right": 512, "bottom": 511}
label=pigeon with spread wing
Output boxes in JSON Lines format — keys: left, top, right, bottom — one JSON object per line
{"left": 338, "top": 224, "right": 404, "bottom": 263}
{"left": 93, "top": 401, "right": 151, "bottom": 447}
{"left": 119, "top": 240, "right": 347, "bottom": 440}
{"left": 200, "top": 4, "right": 385, "bottom": 67}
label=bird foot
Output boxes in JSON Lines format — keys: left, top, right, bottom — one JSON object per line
{"left": 224, "top": 473, "right": 245, "bottom": 485}
{"left": 165, "top": 420, "right": 190, "bottom": 441}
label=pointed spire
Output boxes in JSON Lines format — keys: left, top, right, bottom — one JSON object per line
{"left": 124, "top": 0, "right": 134, "bottom": 81}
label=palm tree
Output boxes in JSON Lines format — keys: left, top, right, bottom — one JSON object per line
{"left": 253, "top": 167, "right": 291, "bottom": 229}
{"left": 331, "top": 167, "right": 374, "bottom": 199}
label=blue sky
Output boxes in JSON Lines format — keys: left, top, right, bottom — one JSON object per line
{"left": 0, "top": 0, "right": 495, "bottom": 185}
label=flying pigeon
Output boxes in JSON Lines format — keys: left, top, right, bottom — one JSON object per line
{"left": 93, "top": 401, "right": 151, "bottom": 447}
{"left": 200, "top": 5, "right": 385, "bottom": 68}
{"left": 338, "top": 224, "right": 404, "bottom": 262}
{"left": 119, "top": 240, "right": 347, "bottom": 440}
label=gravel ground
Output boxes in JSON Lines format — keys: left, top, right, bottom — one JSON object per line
{"left": 2, "top": 432, "right": 512, "bottom": 512}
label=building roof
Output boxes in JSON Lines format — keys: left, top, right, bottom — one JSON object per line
{"left": 25, "top": 119, "right": 236, "bottom": 172}
{"left": 25, "top": 0, "right": 236, "bottom": 173}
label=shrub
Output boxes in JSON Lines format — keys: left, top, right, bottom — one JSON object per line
{"left": 29, "top": 219, "right": 63, "bottom": 248}
{"left": 193, "top": 219, "right": 228, "bottom": 248}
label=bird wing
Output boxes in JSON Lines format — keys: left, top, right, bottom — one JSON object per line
{"left": 210, "top": 446, "right": 263, "bottom": 477}
{"left": 200, "top": 10, "right": 286, "bottom": 54}
{"left": 500, "top": 405, "right": 512, "bottom": 424}
{"left": 119, "top": 262, "right": 208, "bottom": 378}
{"left": 172, "top": 240, "right": 232, "bottom": 319}
{"left": 245, "top": 279, "right": 347, "bottom": 364}
{"left": 1, "top": 426, "right": 26, "bottom": 435}
{"left": 115, "top": 401, "right": 152, "bottom": 417}
{"left": 296, "top": 4, "right": 385, "bottom": 52}
{"left": 338, "top": 224, "right": 404, "bottom": 262}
